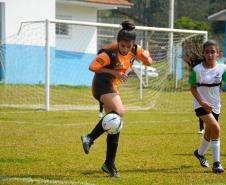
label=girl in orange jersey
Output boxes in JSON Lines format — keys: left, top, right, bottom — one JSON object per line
{"left": 81, "top": 21, "right": 152, "bottom": 177}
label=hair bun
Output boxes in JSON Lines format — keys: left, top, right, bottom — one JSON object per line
{"left": 121, "top": 21, "right": 135, "bottom": 31}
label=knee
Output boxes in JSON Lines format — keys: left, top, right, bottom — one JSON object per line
{"left": 109, "top": 107, "right": 124, "bottom": 117}
{"left": 215, "top": 124, "right": 220, "bottom": 135}
{"left": 211, "top": 124, "right": 220, "bottom": 138}
{"left": 116, "top": 108, "right": 125, "bottom": 117}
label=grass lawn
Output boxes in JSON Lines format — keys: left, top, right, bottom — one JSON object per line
{"left": 0, "top": 95, "right": 226, "bottom": 185}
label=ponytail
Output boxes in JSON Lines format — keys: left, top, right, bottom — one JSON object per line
{"left": 117, "top": 21, "right": 136, "bottom": 42}
{"left": 182, "top": 37, "right": 205, "bottom": 70}
{"left": 183, "top": 39, "right": 219, "bottom": 70}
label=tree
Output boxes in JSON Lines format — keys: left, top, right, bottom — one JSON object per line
{"left": 175, "top": 16, "right": 209, "bottom": 31}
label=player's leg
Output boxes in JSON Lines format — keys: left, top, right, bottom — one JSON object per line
{"left": 200, "top": 113, "right": 224, "bottom": 173}
{"left": 194, "top": 108, "right": 210, "bottom": 167}
{"left": 198, "top": 118, "right": 204, "bottom": 134}
{"left": 81, "top": 98, "right": 105, "bottom": 155}
{"left": 101, "top": 93, "right": 124, "bottom": 116}
{"left": 194, "top": 117, "right": 210, "bottom": 167}
{"left": 203, "top": 123, "right": 210, "bottom": 142}
{"left": 81, "top": 114, "right": 105, "bottom": 154}
{"left": 87, "top": 92, "right": 124, "bottom": 141}
{"left": 81, "top": 91, "right": 124, "bottom": 155}
{"left": 100, "top": 93, "right": 123, "bottom": 177}
{"left": 101, "top": 133, "right": 120, "bottom": 177}
{"left": 81, "top": 101, "right": 106, "bottom": 154}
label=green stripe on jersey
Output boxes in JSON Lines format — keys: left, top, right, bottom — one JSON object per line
{"left": 223, "top": 70, "right": 226, "bottom": 82}
{"left": 188, "top": 70, "right": 196, "bottom": 85}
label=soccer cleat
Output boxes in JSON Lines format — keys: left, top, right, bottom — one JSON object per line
{"left": 81, "top": 135, "right": 93, "bottom": 154}
{"left": 198, "top": 129, "right": 204, "bottom": 134}
{"left": 101, "top": 163, "right": 120, "bottom": 177}
{"left": 212, "top": 162, "right": 224, "bottom": 173}
{"left": 194, "top": 149, "right": 209, "bottom": 167}
{"left": 113, "top": 163, "right": 119, "bottom": 173}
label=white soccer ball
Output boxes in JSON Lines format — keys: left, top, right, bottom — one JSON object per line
{"left": 102, "top": 113, "right": 123, "bottom": 134}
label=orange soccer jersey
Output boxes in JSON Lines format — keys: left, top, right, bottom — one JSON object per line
{"left": 90, "top": 45, "right": 145, "bottom": 99}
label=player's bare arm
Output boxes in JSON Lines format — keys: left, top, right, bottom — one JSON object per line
{"left": 141, "top": 50, "right": 153, "bottom": 66}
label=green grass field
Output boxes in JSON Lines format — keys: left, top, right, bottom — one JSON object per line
{"left": 0, "top": 93, "right": 226, "bottom": 185}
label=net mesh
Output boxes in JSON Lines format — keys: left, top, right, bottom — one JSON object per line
{"left": 0, "top": 21, "right": 207, "bottom": 112}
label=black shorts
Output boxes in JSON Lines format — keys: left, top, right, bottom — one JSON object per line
{"left": 195, "top": 107, "right": 219, "bottom": 121}
{"left": 92, "top": 73, "right": 116, "bottom": 102}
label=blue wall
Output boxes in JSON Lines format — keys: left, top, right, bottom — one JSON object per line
{"left": 177, "top": 46, "right": 182, "bottom": 80}
{"left": 172, "top": 45, "right": 182, "bottom": 80}
{"left": 3, "top": 44, "right": 95, "bottom": 86}
{"left": 0, "top": 44, "right": 5, "bottom": 81}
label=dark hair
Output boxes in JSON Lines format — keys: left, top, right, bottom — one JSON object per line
{"left": 183, "top": 39, "right": 219, "bottom": 69}
{"left": 117, "top": 21, "right": 136, "bottom": 42}
{"left": 203, "top": 39, "right": 219, "bottom": 52}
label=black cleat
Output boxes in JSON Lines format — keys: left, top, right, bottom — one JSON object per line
{"left": 101, "top": 163, "right": 120, "bottom": 177}
{"left": 212, "top": 162, "right": 224, "bottom": 173}
{"left": 81, "top": 135, "right": 93, "bottom": 154}
{"left": 194, "top": 149, "right": 209, "bottom": 167}
{"left": 113, "top": 164, "right": 119, "bottom": 173}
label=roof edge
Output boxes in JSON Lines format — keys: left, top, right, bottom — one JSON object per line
{"left": 56, "top": 0, "right": 133, "bottom": 9}
{"left": 208, "top": 9, "right": 226, "bottom": 21}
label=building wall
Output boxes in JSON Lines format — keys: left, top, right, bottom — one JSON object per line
{"left": 1, "top": 0, "right": 97, "bottom": 85}
{"left": 53, "top": 4, "right": 98, "bottom": 85}
{"left": 56, "top": 4, "right": 97, "bottom": 53}
{"left": 1, "top": 0, "right": 55, "bottom": 38}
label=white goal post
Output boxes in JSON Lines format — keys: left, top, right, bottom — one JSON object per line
{"left": 0, "top": 19, "right": 208, "bottom": 112}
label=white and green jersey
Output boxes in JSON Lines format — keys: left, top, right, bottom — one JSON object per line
{"left": 188, "top": 63, "right": 226, "bottom": 114}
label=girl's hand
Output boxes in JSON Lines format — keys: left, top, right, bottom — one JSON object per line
{"left": 141, "top": 50, "right": 153, "bottom": 65}
{"left": 113, "top": 71, "right": 128, "bottom": 83}
{"left": 200, "top": 100, "right": 213, "bottom": 113}
{"left": 142, "top": 50, "right": 150, "bottom": 58}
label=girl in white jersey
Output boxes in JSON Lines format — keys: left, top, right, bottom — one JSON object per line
{"left": 188, "top": 40, "right": 226, "bottom": 173}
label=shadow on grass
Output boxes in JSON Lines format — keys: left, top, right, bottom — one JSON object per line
{"left": 119, "top": 165, "right": 193, "bottom": 173}
{"left": 79, "top": 165, "right": 205, "bottom": 175}
{"left": 79, "top": 165, "right": 217, "bottom": 175}
{"left": 154, "top": 132, "right": 197, "bottom": 136}
{"left": 80, "top": 170, "right": 104, "bottom": 176}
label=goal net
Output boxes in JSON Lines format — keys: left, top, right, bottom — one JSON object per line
{"left": 0, "top": 20, "right": 207, "bottom": 112}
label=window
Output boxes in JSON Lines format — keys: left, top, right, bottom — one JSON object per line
{"left": 56, "top": 15, "right": 72, "bottom": 37}
{"left": 56, "top": 23, "right": 69, "bottom": 36}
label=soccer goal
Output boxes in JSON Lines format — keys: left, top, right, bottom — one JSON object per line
{"left": 0, "top": 19, "right": 207, "bottom": 112}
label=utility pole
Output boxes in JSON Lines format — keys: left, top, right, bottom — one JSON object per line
{"left": 169, "top": 0, "right": 174, "bottom": 29}
{"left": 168, "top": 0, "right": 174, "bottom": 74}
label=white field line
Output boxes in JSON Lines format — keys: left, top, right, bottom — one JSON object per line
{"left": 0, "top": 176, "right": 96, "bottom": 185}
{"left": 0, "top": 120, "right": 92, "bottom": 127}
{"left": 0, "top": 110, "right": 193, "bottom": 114}
{"left": 0, "top": 119, "right": 191, "bottom": 126}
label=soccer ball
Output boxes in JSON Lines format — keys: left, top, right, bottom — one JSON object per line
{"left": 102, "top": 113, "right": 123, "bottom": 134}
